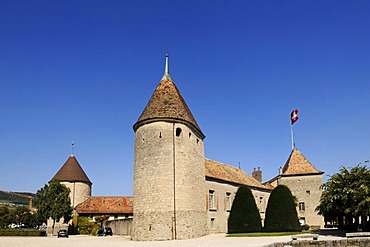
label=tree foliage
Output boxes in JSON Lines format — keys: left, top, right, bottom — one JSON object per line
{"left": 228, "top": 185, "right": 262, "bottom": 233}
{"left": 316, "top": 164, "right": 370, "bottom": 230}
{"left": 264, "top": 185, "right": 301, "bottom": 232}
{"left": 34, "top": 180, "right": 72, "bottom": 231}
{"left": 0, "top": 206, "right": 11, "bottom": 228}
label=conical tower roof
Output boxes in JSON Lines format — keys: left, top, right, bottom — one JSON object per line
{"left": 52, "top": 155, "right": 92, "bottom": 185}
{"left": 282, "top": 148, "right": 323, "bottom": 175}
{"left": 133, "top": 54, "right": 205, "bottom": 139}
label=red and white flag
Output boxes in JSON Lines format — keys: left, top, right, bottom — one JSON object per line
{"left": 291, "top": 109, "right": 298, "bottom": 125}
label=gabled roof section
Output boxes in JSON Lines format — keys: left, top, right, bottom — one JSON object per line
{"left": 133, "top": 54, "right": 205, "bottom": 139}
{"left": 52, "top": 155, "right": 92, "bottom": 185}
{"left": 75, "top": 196, "right": 133, "bottom": 214}
{"left": 282, "top": 148, "right": 324, "bottom": 175}
{"left": 205, "top": 159, "right": 271, "bottom": 190}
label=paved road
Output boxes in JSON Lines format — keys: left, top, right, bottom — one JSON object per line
{"left": 0, "top": 233, "right": 345, "bottom": 247}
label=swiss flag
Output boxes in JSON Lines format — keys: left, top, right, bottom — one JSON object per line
{"left": 291, "top": 109, "right": 298, "bottom": 125}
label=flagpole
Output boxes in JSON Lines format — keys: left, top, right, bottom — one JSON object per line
{"left": 290, "top": 123, "right": 295, "bottom": 150}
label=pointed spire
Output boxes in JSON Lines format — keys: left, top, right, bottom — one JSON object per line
{"left": 134, "top": 53, "right": 205, "bottom": 139}
{"left": 161, "top": 53, "right": 172, "bottom": 81}
{"left": 165, "top": 53, "right": 169, "bottom": 74}
{"left": 52, "top": 155, "right": 92, "bottom": 185}
{"left": 282, "top": 148, "right": 323, "bottom": 175}
{"left": 71, "top": 142, "right": 75, "bottom": 157}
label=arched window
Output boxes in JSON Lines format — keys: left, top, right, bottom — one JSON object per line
{"left": 176, "top": 128, "right": 182, "bottom": 137}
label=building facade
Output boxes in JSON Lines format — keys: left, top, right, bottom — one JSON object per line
{"left": 48, "top": 55, "right": 325, "bottom": 239}
{"left": 266, "top": 148, "right": 325, "bottom": 229}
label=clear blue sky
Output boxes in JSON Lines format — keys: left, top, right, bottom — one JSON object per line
{"left": 1, "top": 1, "right": 369, "bottom": 196}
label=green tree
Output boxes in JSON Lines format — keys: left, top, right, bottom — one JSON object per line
{"left": 316, "top": 164, "right": 370, "bottom": 230}
{"left": 34, "top": 180, "right": 73, "bottom": 234}
{"left": 228, "top": 185, "right": 262, "bottom": 233}
{"left": 94, "top": 215, "right": 110, "bottom": 228}
{"left": 0, "top": 206, "right": 11, "bottom": 228}
{"left": 10, "top": 206, "right": 32, "bottom": 227}
{"left": 264, "top": 185, "right": 301, "bottom": 232}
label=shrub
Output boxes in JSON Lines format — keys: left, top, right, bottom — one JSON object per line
{"left": 264, "top": 185, "right": 301, "bottom": 232}
{"left": 0, "top": 229, "right": 46, "bottom": 236}
{"left": 228, "top": 185, "right": 262, "bottom": 233}
{"left": 302, "top": 224, "right": 310, "bottom": 231}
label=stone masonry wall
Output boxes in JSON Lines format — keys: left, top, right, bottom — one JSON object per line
{"left": 279, "top": 174, "right": 324, "bottom": 229}
{"left": 61, "top": 181, "right": 91, "bottom": 209}
{"left": 206, "top": 179, "right": 270, "bottom": 233}
{"left": 132, "top": 122, "right": 207, "bottom": 240}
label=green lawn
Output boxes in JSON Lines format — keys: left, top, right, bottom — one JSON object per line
{"left": 227, "top": 231, "right": 311, "bottom": 237}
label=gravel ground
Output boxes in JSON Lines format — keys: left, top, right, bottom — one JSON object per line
{"left": 0, "top": 233, "right": 345, "bottom": 247}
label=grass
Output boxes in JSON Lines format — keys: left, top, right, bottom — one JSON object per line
{"left": 227, "top": 231, "right": 312, "bottom": 237}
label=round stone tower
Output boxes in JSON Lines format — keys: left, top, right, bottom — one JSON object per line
{"left": 52, "top": 154, "right": 92, "bottom": 212}
{"left": 132, "top": 54, "right": 208, "bottom": 240}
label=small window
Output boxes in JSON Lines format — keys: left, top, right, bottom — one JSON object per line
{"left": 299, "top": 202, "right": 305, "bottom": 211}
{"left": 189, "top": 132, "right": 192, "bottom": 138}
{"left": 159, "top": 132, "right": 162, "bottom": 138}
{"left": 306, "top": 190, "right": 310, "bottom": 194}
{"left": 176, "top": 128, "right": 182, "bottom": 137}
{"left": 225, "top": 192, "right": 231, "bottom": 211}
{"left": 209, "top": 190, "right": 215, "bottom": 210}
{"left": 259, "top": 197, "right": 264, "bottom": 212}
{"left": 210, "top": 218, "right": 215, "bottom": 229}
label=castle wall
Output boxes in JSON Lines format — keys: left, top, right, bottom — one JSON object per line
{"left": 61, "top": 181, "right": 91, "bottom": 209}
{"left": 206, "top": 179, "right": 270, "bottom": 233}
{"left": 278, "top": 174, "right": 324, "bottom": 229}
{"left": 132, "top": 122, "right": 207, "bottom": 240}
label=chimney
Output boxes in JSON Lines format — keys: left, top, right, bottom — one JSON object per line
{"left": 279, "top": 167, "right": 283, "bottom": 175}
{"left": 252, "top": 166, "right": 262, "bottom": 182}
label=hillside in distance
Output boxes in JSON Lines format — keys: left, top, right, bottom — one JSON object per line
{"left": 0, "top": 190, "right": 35, "bottom": 206}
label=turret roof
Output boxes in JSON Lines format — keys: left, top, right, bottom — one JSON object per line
{"left": 133, "top": 54, "right": 204, "bottom": 139}
{"left": 282, "top": 148, "right": 323, "bottom": 175}
{"left": 52, "top": 155, "right": 92, "bottom": 185}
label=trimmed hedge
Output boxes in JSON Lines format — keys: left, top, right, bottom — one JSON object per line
{"left": 264, "top": 185, "right": 301, "bottom": 232}
{"left": 0, "top": 229, "right": 46, "bottom": 236}
{"left": 228, "top": 185, "right": 262, "bottom": 233}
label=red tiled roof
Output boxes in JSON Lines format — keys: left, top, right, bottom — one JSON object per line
{"left": 282, "top": 148, "right": 323, "bottom": 175}
{"left": 205, "top": 159, "right": 271, "bottom": 190}
{"left": 75, "top": 196, "right": 133, "bottom": 214}
{"left": 133, "top": 76, "right": 204, "bottom": 139}
{"left": 52, "top": 155, "right": 91, "bottom": 185}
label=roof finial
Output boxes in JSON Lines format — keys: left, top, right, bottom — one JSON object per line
{"left": 71, "top": 141, "right": 75, "bottom": 156}
{"left": 165, "top": 53, "right": 169, "bottom": 74}
{"left": 161, "top": 52, "right": 172, "bottom": 81}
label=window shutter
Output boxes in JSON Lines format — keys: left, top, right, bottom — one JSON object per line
{"left": 206, "top": 193, "right": 209, "bottom": 210}
{"left": 224, "top": 194, "right": 226, "bottom": 211}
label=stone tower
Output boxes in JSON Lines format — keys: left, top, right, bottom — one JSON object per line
{"left": 52, "top": 154, "right": 92, "bottom": 212}
{"left": 132, "top": 54, "right": 208, "bottom": 240}
{"left": 278, "top": 148, "right": 324, "bottom": 229}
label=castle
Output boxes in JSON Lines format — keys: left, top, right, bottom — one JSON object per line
{"left": 50, "top": 54, "right": 324, "bottom": 239}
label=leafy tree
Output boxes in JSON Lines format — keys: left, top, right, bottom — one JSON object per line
{"left": 94, "top": 215, "right": 110, "bottom": 228}
{"left": 264, "top": 185, "right": 301, "bottom": 232}
{"left": 34, "top": 180, "right": 73, "bottom": 234}
{"left": 316, "top": 164, "right": 370, "bottom": 230}
{"left": 10, "top": 206, "right": 32, "bottom": 227}
{"left": 0, "top": 206, "right": 11, "bottom": 228}
{"left": 228, "top": 185, "right": 262, "bottom": 233}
